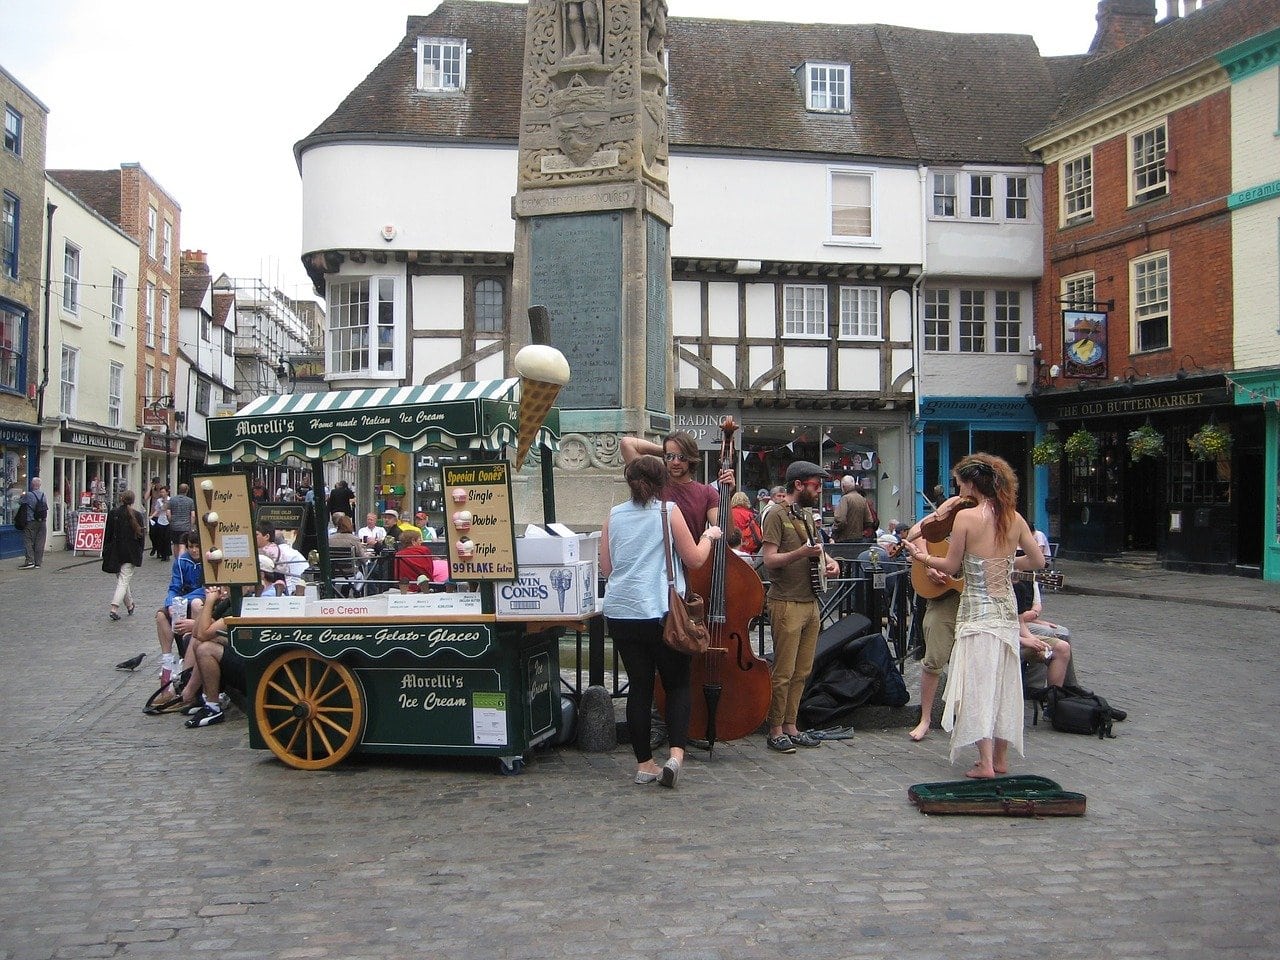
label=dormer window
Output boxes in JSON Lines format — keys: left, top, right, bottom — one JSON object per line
{"left": 805, "top": 62, "right": 850, "bottom": 113}
{"left": 417, "top": 37, "right": 466, "bottom": 91}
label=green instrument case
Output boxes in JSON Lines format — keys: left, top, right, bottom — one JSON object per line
{"left": 908, "top": 775, "right": 1086, "bottom": 817}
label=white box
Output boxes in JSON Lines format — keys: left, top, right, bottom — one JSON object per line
{"left": 517, "top": 525, "right": 597, "bottom": 565}
{"left": 496, "top": 560, "right": 597, "bottom": 617}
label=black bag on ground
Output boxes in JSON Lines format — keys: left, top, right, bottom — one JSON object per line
{"left": 798, "top": 615, "right": 909, "bottom": 728}
{"left": 1045, "top": 684, "right": 1126, "bottom": 739}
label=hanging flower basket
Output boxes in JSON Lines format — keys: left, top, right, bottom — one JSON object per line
{"left": 1031, "top": 435, "right": 1062, "bottom": 466}
{"left": 1063, "top": 428, "right": 1100, "bottom": 461}
{"left": 1187, "top": 422, "right": 1231, "bottom": 461}
{"left": 1126, "top": 424, "right": 1164, "bottom": 462}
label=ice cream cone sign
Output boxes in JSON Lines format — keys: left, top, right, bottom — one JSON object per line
{"left": 513, "top": 344, "right": 571, "bottom": 469}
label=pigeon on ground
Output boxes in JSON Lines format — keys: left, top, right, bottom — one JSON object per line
{"left": 116, "top": 652, "right": 147, "bottom": 671}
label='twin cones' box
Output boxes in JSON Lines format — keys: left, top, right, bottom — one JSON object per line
{"left": 495, "top": 560, "right": 597, "bottom": 618}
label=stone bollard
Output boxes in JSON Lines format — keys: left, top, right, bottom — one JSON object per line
{"left": 576, "top": 685, "right": 616, "bottom": 752}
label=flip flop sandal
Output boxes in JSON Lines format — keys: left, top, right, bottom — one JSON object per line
{"left": 109, "top": 611, "right": 122, "bottom": 621}
{"left": 143, "top": 687, "right": 185, "bottom": 715}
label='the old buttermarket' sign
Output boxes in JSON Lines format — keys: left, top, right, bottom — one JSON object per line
{"left": 231, "top": 622, "right": 494, "bottom": 661}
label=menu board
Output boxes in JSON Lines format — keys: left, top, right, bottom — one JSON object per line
{"left": 193, "top": 473, "right": 259, "bottom": 587}
{"left": 441, "top": 463, "right": 517, "bottom": 581}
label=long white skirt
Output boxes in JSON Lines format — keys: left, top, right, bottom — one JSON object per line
{"left": 940, "top": 619, "right": 1024, "bottom": 764}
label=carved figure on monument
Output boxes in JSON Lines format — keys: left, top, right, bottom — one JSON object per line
{"left": 549, "top": 75, "right": 614, "bottom": 170}
{"left": 562, "top": 0, "right": 603, "bottom": 62}
{"left": 642, "top": 0, "right": 668, "bottom": 62}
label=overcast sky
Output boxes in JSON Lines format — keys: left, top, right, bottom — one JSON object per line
{"left": 1, "top": 0, "right": 1102, "bottom": 305}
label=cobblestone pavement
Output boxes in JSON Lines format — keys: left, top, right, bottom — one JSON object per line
{"left": 2, "top": 553, "right": 1278, "bottom": 959}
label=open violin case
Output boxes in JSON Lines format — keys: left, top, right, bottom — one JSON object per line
{"left": 908, "top": 775, "right": 1086, "bottom": 817}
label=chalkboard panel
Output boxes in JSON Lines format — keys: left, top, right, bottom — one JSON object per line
{"left": 530, "top": 213, "right": 623, "bottom": 409}
{"left": 645, "top": 215, "right": 669, "bottom": 413}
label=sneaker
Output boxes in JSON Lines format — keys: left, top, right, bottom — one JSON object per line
{"left": 766, "top": 734, "right": 796, "bottom": 754}
{"left": 184, "top": 704, "right": 225, "bottom": 728}
{"left": 218, "top": 692, "right": 231, "bottom": 710}
{"left": 18, "top": 562, "right": 34, "bottom": 569}
{"left": 180, "top": 701, "right": 205, "bottom": 716}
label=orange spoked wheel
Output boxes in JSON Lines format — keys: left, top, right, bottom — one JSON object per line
{"left": 254, "top": 650, "right": 364, "bottom": 770}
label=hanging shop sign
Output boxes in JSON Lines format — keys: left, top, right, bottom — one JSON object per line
{"left": 1062, "top": 310, "right": 1108, "bottom": 379}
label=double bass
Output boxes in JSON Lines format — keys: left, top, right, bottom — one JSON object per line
{"left": 658, "top": 418, "right": 770, "bottom": 752}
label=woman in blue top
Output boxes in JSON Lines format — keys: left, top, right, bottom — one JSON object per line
{"left": 601, "top": 455, "right": 721, "bottom": 788}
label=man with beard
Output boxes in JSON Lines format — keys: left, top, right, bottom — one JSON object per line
{"left": 760, "top": 461, "right": 840, "bottom": 753}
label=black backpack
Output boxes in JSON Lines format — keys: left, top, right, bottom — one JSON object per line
{"left": 1040, "top": 684, "right": 1127, "bottom": 739}
{"left": 12, "top": 502, "right": 28, "bottom": 530}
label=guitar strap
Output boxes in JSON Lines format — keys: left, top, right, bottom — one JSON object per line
{"left": 785, "top": 506, "right": 820, "bottom": 598}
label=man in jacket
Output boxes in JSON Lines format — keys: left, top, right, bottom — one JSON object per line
{"left": 17, "top": 477, "right": 49, "bottom": 570}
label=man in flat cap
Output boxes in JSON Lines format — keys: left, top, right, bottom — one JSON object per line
{"left": 760, "top": 461, "right": 840, "bottom": 754}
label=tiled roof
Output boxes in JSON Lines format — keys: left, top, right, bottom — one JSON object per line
{"left": 299, "top": 0, "right": 1065, "bottom": 166}
{"left": 46, "top": 169, "right": 122, "bottom": 227}
{"left": 180, "top": 263, "right": 212, "bottom": 310}
{"left": 211, "top": 292, "right": 235, "bottom": 327}
{"left": 1043, "top": 0, "right": 1280, "bottom": 134}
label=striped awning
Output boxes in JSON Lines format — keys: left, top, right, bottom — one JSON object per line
{"left": 206, "top": 379, "right": 560, "bottom": 464}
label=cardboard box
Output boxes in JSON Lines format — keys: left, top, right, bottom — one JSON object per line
{"left": 517, "top": 525, "right": 601, "bottom": 566}
{"left": 496, "top": 559, "right": 597, "bottom": 617}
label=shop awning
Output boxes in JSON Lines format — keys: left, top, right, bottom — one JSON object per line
{"left": 206, "top": 379, "right": 561, "bottom": 465}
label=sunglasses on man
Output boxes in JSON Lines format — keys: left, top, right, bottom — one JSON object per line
{"left": 663, "top": 452, "right": 690, "bottom": 463}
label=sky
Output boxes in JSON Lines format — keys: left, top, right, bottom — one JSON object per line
{"left": 0, "top": 0, "right": 1102, "bottom": 306}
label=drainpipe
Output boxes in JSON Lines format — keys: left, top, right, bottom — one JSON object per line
{"left": 35, "top": 200, "right": 57, "bottom": 440}
{"left": 910, "top": 166, "right": 929, "bottom": 518}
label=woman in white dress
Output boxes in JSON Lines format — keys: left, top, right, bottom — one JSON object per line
{"left": 905, "top": 454, "right": 1044, "bottom": 778}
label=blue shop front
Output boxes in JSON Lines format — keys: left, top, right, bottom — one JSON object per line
{"left": 1, "top": 421, "right": 40, "bottom": 560}
{"left": 913, "top": 396, "right": 1044, "bottom": 530}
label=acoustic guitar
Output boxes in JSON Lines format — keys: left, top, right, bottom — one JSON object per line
{"left": 911, "top": 537, "right": 1064, "bottom": 599}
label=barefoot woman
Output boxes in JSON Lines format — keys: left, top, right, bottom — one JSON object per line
{"left": 905, "top": 454, "right": 1044, "bottom": 778}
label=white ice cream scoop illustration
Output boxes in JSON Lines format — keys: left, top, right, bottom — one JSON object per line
{"left": 452, "top": 510, "right": 472, "bottom": 532}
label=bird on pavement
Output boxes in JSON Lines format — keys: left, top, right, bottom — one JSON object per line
{"left": 115, "top": 653, "right": 147, "bottom": 671}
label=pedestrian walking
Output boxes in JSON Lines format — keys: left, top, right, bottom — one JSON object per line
{"left": 103, "top": 490, "right": 145, "bottom": 620}
{"left": 16, "top": 477, "right": 49, "bottom": 569}
{"left": 167, "top": 483, "right": 195, "bottom": 552}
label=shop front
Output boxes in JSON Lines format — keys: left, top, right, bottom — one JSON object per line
{"left": 45, "top": 424, "right": 140, "bottom": 548}
{"left": 1030, "top": 373, "right": 1257, "bottom": 574}
{"left": 1227, "top": 368, "right": 1280, "bottom": 581}
{"left": 1, "top": 422, "right": 40, "bottom": 559}
{"left": 914, "top": 396, "right": 1041, "bottom": 528}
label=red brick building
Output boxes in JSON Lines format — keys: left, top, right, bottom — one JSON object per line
{"left": 1027, "top": 0, "right": 1278, "bottom": 573}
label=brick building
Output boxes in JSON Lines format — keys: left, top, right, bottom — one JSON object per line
{"left": 1027, "top": 0, "right": 1279, "bottom": 573}
{"left": 0, "top": 65, "right": 48, "bottom": 560}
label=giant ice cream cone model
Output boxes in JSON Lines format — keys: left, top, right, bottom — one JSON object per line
{"left": 513, "top": 344, "right": 571, "bottom": 469}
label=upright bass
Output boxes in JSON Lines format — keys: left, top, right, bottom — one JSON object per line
{"left": 659, "top": 418, "right": 770, "bottom": 752}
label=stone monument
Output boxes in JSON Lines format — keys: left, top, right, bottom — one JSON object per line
{"left": 510, "top": 0, "right": 673, "bottom": 529}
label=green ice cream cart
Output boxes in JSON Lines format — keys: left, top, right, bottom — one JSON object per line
{"left": 205, "top": 378, "right": 586, "bottom": 774}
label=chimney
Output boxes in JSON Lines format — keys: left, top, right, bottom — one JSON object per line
{"left": 1089, "top": 0, "right": 1158, "bottom": 56}
{"left": 180, "top": 249, "right": 210, "bottom": 276}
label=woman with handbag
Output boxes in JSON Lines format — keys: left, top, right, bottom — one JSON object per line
{"left": 600, "top": 454, "right": 721, "bottom": 788}
{"left": 103, "top": 490, "right": 146, "bottom": 621}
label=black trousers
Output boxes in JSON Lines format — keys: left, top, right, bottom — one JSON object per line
{"left": 608, "top": 616, "right": 691, "bottom": 762}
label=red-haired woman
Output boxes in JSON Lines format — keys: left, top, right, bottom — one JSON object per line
{"left": 905, "top": 453, "right": 1044, "bottom": 778}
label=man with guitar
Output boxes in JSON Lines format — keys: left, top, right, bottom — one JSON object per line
{"left": 760, "top": 461, "right": 841, "bottom": 753}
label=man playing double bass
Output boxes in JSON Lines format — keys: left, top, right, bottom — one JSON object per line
{"left": 760, "top": 461, "right": 840, "bottom": 754}
{"left": 621, "top": 432, "right": 735, "bottom": 747}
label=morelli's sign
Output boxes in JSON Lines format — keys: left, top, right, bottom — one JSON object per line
{"left": 1038, "top": 386, "right": 1231, "bottom": 421}
{"left": 60, "top": 428, "right": 133, "bottom": 453}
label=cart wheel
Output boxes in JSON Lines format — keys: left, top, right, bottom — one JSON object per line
{"left": 499, "top": 756, "right": 525, "bottom": 776}
{"left": 254, "top": 650, "right": 364, "bottom": 770}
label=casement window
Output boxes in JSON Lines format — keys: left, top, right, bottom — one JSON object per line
{"left": 62, "top": 243, "right": 80, "bottom": 314}
{"left": 1131, "top": 121, "right": 1168, "bottom": 204}
{"left": 474, "top": 278, "right": 505, "bottom": 333}
{"left": 1005, "top": 176, "right": 1029, "bottom": 219}
{"left": 839, "top": 286, "right": 880, "bottom": 340}
{"left": 60, "top": 345, "right": 78, "bottom": 417}
{"left": 1062, "top": 272, "right": 1096, "bottom": 311}
{"left": 923, "top": 289, "right": 951, "bottom": 352}
{"left": 107, "top": 362, "right": 123, "bottom": 427}
{"left": 783, "top": 284, "right": 827, "bottom": 338}
{"left": 223, "top": 328, "right": 233, "bottom": 356}
{"left": 201, "top": 315, "right": 212, "bottom": 342}
{"left": 993, "top": 290, "right": 1022, "bottom": 353}
{"left": 327, "top": 275, "right": 405, "bottom": 378}
{"left": 417, "top": 37, "right": 466, "bottom": 91}
{"left": 162, "top": 221, "right": 172, "bottom": 271}
{"left": 969, "top": 174, "right": 993, "bottom": 219}
{"left": 932, "top": 173, "right": 957, "bottom": 218}
{"left": 829, "top": 169, "right": 874, "bottom": 241}
{"left": 195, "top": 379, "right": 211, "bottom": 416}
{"left": 110, "top": 271, "right": 126, "bottom": 338}
{"left": 1062, "top": 152, "right": 1093, "bottom": 224}
{"left": 0, "top": 303, "right": 27, "bottom": 392}
{"left": 1132, "top": 252, "right": 1170, "bottom": 353}
{"left": 958, "top": 290, "right": 986, "bottom": 353}
{"left": 160, "top": 291, "right": 171, "bottom": 354}
{"left": 2, "top": 192, "right": 17, "bottom": 278}
{"left": 3, "top": 105, "right": 21, "bottom": 156}
{"left": 806, "top": 62, "right": 850, "bottom": 113}
{"left": 147, "top": 207, "right": 158, "bottom": 260}
{"left": 144, "top": 283, "right": 155, "bottom": 348}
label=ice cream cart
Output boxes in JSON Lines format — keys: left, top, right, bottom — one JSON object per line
{"left": 204, "top": 356, "right": 586, "bottom": 774}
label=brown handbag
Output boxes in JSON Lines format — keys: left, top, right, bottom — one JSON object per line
{"left": 660, "top": 504, "right": 710, "bottom": 656}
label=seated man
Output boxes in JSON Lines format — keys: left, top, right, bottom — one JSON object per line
{"left": 357, "top": 512, "right": 387, "bottom": 550}
{"left": 1014, "top": 577, "right": 1077, "bottom": 690}
{"left": 154, "top": 531, "right": 206, "bottom": 685}
{"left": 184, "top": 584, "right": 244, "bottom": 728}
{"left": 394, "top": 529, "right": 448, "bottom": 590}
{"left": 254, "top": 521, "right": 307, "bottom": 594}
